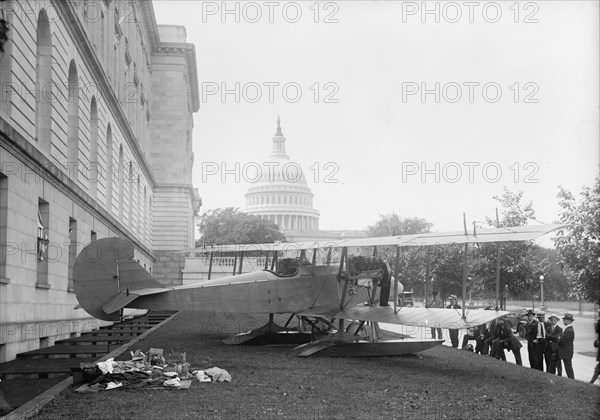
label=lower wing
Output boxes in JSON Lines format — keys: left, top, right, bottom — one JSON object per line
{"left": 298, "top": 304, "right": 507, "bottom": 329}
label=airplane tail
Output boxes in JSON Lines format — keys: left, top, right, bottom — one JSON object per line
{"left": 73, "top": 237, "right": 164, "bottom": 321}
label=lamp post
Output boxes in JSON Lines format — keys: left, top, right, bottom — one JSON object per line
{"left": 539, "top": 275, "right": 545, "bottom": 311}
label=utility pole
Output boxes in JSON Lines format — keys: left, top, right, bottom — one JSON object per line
{"left": 425, "top": 248, "right": 430, "bottom": 308}
{"left": 462, "top": 213, "right": 468, "bottom": 319}
{"left": 495, "top": 207, "right": 501, "bottom": 310}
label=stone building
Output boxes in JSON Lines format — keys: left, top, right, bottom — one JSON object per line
{"left": 243, "top": 116, "right": 320, "bottom": 233}
{"left": 0, "top": 0, "right": 200, "bottom": 362}
{"left": 242, "top": 117, "right": 366, "bottom": 243}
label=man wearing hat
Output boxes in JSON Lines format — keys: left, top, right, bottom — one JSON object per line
{"left": 545, "top": 314, "right": 563, "bottom": 375}
{"left": 533, "top": 312, "right": 548, "bottom": 371}
{"left": 427, "top": 290, "right": 444, "bottom": 341}
{"left": 525, "top": 309, "right": 541, "bottom": 369}
{"left": 491, "top": 318, "right": 523, "bottom": 365}
{"left": 446, "top": 295, "right": 461, "bottom": 348}
{"left": 558, "top": 313, "right": 575, "bottom": 379}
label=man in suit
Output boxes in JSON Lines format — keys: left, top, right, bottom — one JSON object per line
{"left": 446, "top": 295, "right": 461, "bottom": 348}
{"left": 483, "top": 319, "right": 499, "bottom": 356}
{"left": 590, "top": 310, "right": 599, "bottom": 384}
{"left": 545, "top": 314, "right": 563, "bottom": 375}
{"left": 491, "top": 319, "right": 523, "bottom": 365}
{"left": 558, "top": 313, "right": 575, "bottom": 379}
{"left": 525, "top": 309, "right": 539, "bottom": 369}
{"left": 427, "top": 290, "right": 443, "bottom": 340}
{"left": 533, "top": 312, "right": 548, "bottom": 371}
{"left": 461, "top": 325, "right": 486, "bottom": 354}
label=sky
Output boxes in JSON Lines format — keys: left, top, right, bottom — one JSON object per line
{"left": 152, "top": 0, "right": 599, "bottom": 237}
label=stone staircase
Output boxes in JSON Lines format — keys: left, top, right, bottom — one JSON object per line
{"left": 0, "top": 311, "right": 176, "bottom": 415}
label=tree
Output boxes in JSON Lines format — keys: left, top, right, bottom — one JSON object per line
{"left": 367, "top": 213, "right": 432, "bottom": 237}
{"left": 0, "top": 0, "right": 8, "bottom": 54}
{"left": 470, "top": 188, "right": 541, "bottom": 303}
{"left": 196, "top": 207, "right": 285, "bottom": 246}
{"left": 430, "top": 245, "right": 466, "bottom": 301}
{"left": 364, "top": 213, "right": 432, "bottom": 292}
{"left": 554, "top": 178, "right": 600, "bottom": 304}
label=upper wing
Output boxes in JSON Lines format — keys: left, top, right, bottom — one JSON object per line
{"left": 177, "top": 224, "right": 567, "bottom": 254}
{"left": 298, "top": 304, "right": 508, "bottom": 329}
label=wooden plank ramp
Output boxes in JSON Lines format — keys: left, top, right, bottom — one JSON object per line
{"left": 16, "top": 345, "right": 120, "bottom": 359}
{"left": 0, "top": 310, "right": 177, "bottom": 418}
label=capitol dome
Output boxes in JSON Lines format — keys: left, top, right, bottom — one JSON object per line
{"left": 243, "top": 117, "right": 320, "bottom": 231}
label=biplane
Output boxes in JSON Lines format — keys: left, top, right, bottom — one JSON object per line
{"left": 73, "top": 224, "right": 564, "bottom": 357}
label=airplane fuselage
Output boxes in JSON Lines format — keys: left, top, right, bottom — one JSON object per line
{"left": 132, "top": 265, "right": 342, "bottom": 314}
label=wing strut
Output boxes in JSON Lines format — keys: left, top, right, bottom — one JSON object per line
{"left": 393, "top": 246, "right": 401, "bottom": 313}
{"left": 207, "top": 251, "right": 214, "bottom": 280}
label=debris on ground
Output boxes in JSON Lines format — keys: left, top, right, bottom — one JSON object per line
{"left": 73, "top": 348, "right": 231, "bottom": 392}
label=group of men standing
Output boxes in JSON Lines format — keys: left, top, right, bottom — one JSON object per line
{"left": 427, "top": 292, "right": 582, "bottom": 380}
{"left": 523, "top": 310, "right": 575, "bottom": 378}
{"left": 458, "top": 309, "right": 576, "bottom": 379}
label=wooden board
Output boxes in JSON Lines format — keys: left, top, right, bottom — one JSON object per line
{"left": 16, "top": 345, "right": 119, "bottom": 358}
{"left": 0, "top": 358, "right": 96, "bottom": 377}
{"left": 55, "top": 336, "right": 133, "bottom": 344}
{"left": 83, "top": 330, "right": 144, "bottom": 336}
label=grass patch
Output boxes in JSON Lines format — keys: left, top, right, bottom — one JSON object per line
{"left": 35, "top": 312, "right": 600, "bottom": 420}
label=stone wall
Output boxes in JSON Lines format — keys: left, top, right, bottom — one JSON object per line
{"left": 0, "top": 1, "right": 199, "bottom": 363}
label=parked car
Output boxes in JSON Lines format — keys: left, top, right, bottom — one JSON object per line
{"left": 502, "top": 309, "right": 528, "bottom": 338}
{"left": 398, "top": 291, "right": 414, "bottom": 307}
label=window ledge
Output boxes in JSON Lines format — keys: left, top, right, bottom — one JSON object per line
{"left": 0, "top": 277, "right": 9, "bottom": 284}
{"left": 67, "top": 287, "right": 75, "bottom": 293}
{"left": 35, "top": 282, "right": 51, "bottom": 289}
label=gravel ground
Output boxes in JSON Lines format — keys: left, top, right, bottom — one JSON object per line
{"left": 34, "top": 311, "right": 600, "bottom": 420}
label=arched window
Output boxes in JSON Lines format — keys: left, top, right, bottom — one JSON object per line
{"left": 105, "top": 124, "right": 113, "bottom": 210}
{"left": 83, "top": 0, "right": 90, "bottom": 22}
{"left": 0, "top": 2, "right": 13, "bottom": 118}
{"left": 118, "top": 145, "right": 124, "bottom": 219}
{"left": 36, "top": 10, "right": 52, "bottom": 151}
{"left": 99, "top": 9, "right": 105, "bottom": 59}
{"left": 89, "top": 97, "right": 98, "bottom": 198}
{"left": 67, "top": 60, "right": 79, "bottom": 180}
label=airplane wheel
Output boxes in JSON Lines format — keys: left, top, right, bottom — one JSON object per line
{"left": 346, "top": 321, "right": 367, "bottom": 336}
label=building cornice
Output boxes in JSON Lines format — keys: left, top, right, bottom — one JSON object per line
{"left": 139, "top": 0, "right": 199, "bottom": 112}
{"left": 154, "top": 43, "right": 200, "bottom": 112}
{"left": 153, "top": 183, "right": 197, "bottom": 193}
{"left": 0, "top": 117, "right": 154, "bottom": 259}
{"left": 52, "top": 0, "right": 157, "bottom": 189}
{"left": 139, "top": 0, "right": 161, "bottom": 52}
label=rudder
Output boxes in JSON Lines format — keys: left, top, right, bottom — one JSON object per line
{"left": 73, "top": 237, "right": 163, "bottom": 321}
